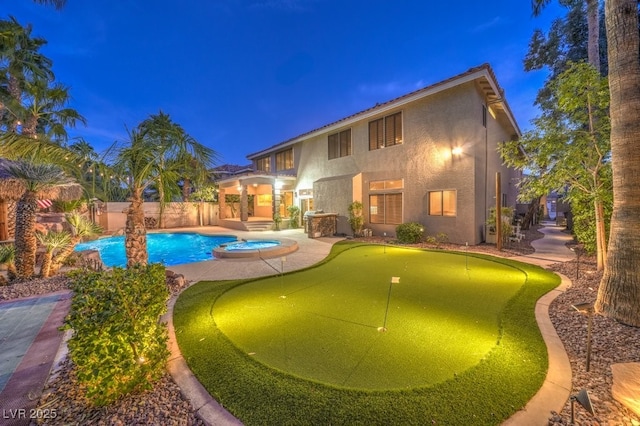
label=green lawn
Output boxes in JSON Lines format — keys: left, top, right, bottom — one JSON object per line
{"left": 174, "top": 242, "right": 560, "bottom": 425}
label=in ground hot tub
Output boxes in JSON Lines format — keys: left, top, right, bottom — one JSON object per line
{"left": 212, "top": 238, "right": 298, "bottom": 259}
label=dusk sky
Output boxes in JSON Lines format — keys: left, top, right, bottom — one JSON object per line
{"left": 7, "top": 1, "right": 565, "bottom": 166}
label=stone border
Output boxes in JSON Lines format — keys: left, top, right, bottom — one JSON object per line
{"left": 212, "top": 238, "right": 298, "bottom": 259}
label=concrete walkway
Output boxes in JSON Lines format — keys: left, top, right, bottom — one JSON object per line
{"left": 0, "top": 223, "right": 575, "bottom": 425}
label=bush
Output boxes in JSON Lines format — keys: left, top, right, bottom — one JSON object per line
{"left": 348, "top": 201, "right": 364, "bottom": 236}
{"left": 65, "top": 264, "right": 170, "bottom": 406}
{"left": 396, "top": 222, "right": 425, "bottom": 244}
{"left": 287, "top": 205, "right": 301, "bottom": 229}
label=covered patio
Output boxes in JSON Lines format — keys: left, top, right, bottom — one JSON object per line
{"left": 216, "top": 172, "right": 297, "bottom": 231}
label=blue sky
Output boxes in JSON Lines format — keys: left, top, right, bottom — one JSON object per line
{"left": 6, "top": 0, "right": 564, "bottom": 165}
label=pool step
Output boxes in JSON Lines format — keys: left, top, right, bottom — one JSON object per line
{"left": 242, "top": 221, "right": 274, "bottom": 232}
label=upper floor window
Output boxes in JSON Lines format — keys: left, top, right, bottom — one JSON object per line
{"left": 428, "top": 190, "right": 457, "bottom": 216}
{"left": 369, "top": 111, "right": 403, "bottom": 150}
{"left": 328, "top": 129, "right": 352, "bottom": 160}
{"left": 256, "top": 156, "right": 270, "bottom": 172}
{"left": 276, "top": 148, "right": 293, "bottom": 171}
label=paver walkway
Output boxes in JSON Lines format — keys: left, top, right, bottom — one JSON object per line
{"left": 0, "top": 291, "right": 71, "bottom": 426}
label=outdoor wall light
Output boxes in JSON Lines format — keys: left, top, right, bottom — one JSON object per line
{"left": 237, "top": 185, "right": 243, "bottom": 192}
{"left": 451, "top": 147, "right": 463, "bottom": 156}
{"left": 570, "top": 389, "right": 595, "bottom": 424}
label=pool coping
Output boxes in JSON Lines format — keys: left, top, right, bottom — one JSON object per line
{"left": 212, "top": 237, "right": 298, "bottom": 259}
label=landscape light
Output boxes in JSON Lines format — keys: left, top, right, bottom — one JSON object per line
{"left": 571, "top": 302, "right": 595, "bottom": 372}
{"left": 570, "top": 389, "right": 595, "bottom": 424}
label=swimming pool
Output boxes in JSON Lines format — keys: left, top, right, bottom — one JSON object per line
{"left": 75, "top": 233, "right": 238, "bottom": 267}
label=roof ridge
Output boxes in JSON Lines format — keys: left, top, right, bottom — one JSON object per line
{"left": 247, "top": 63, "right": 501, "bottom": 159}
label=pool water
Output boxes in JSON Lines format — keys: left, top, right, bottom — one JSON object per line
{"left": 221, "top": 240, "right": 281, "bottom": 251}
{"left": 75, "top": 233, "right": 238, "bottom": 267}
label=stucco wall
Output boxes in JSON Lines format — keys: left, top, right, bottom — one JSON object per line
{"left": 99, "top": 202, "right": 219, "bottom": 232}
{"left": 294, "top": 81, "right": 516, "bottom": 244}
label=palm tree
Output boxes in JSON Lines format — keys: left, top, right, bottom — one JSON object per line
{"left": 19, "top": 78, "right": 86, "bottom": 142}
{"left": 594, "top": 0, "right": 640, "bottom": 327}
{"left": 36, "top": 230, "right": 71, "bottom": 278}
{"left": 0, "top": 17, "right": 53, "bottom": 132}
{"left": 0, "top": 244, "right": 17, "bottom": 281}
{"left": 138, "top": 111, "right": 217, "bottom": 228}
{"left": 112, "top": 128, "right": 158, "bottom": 267}
{"left": 49, "top": 213, "right": 101, "bottom": 275}
{"left": 2, "top": 161, "right": 75, "bottom": 279}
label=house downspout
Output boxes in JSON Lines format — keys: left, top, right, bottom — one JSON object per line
{"left": 484, "top": 104, "right": 489, "bottom": 242}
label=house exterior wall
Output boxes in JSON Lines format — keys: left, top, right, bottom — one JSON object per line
{"left": 290, "top": 81, "right": 517, "bottom": 244}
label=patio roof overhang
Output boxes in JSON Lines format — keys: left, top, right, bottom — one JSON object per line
{"left": 216, "top": 172, "right": 297, "bottom": 192}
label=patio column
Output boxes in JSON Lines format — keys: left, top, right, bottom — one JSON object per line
{"left": 240, "top": 185, "right": 248, "bottom": 222}
{"left": 219, "top": 189, "right": 226, "bottom": 220}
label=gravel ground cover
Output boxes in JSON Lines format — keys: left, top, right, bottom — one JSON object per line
{"left": 0, "top": 224, "right": 637, "bottom": 425}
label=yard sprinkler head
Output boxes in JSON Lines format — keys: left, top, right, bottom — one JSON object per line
{"left": 377, "top": 326, "right": 387, "bottom": 333}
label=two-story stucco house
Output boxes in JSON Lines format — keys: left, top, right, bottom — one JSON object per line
{"left": 216, "top": 64, "right": 521, "bottom": 244}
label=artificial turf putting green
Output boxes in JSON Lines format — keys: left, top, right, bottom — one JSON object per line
{"left": 213, "top": 245, "right": 526, "bottom": 390}
{"left": 174, "top": 242, "right": 561, "bottom": 425}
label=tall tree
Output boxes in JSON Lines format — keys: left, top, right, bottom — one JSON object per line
{"left": 500, "top": 62, "right": 611, "bottom": 269}
{"left": 595, "top": 0, "right": 640, "bottom": 326}
{"left": 1, "top": 161, "right": 75, "bottom": 279}
{"left": 138, "top": 111, "right": 216, "bottom": 228}
{"left": 112, "top": 128, "right": 157, "bottom": 267}
{"left": 18, "top": 78, "right": 86, "bottom": 141}
{"left": 0, "top": 17, "right": 53, "bottom": 132}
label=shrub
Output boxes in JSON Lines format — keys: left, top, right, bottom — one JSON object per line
{"left": 287, "top": 205, "right": 301, "bottom": 229}
{"left": 396, "top": 222, "right": 424, "bottom": 244}
{"left": 426, "top": 232, "right": 449, "bottom": 248}
{"left": 65, "top": 264, "right": 170, "bottom": 406}
{"left": 273, "top": 213, "right": 282, "bottom": 230}
{"left": 348, "top": 201, "right": 364, "bottom": 236}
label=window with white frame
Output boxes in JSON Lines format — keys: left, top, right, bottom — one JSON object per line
{"left": 428, "top": 190, "right": 457, "bottom": 216}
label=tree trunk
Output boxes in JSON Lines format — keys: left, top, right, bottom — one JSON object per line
{"left": 40, "top": 250, "right": 53, "bottom": 278}
{"left": 595, "top": 0, "right": 640, "bottom": 326}
{"left": 521, "top": 197, "right": 541, "bottom": 230}
{"left": 125, "top": 191, "right": 148, "bottom": 268}
{"left": 594, "top": 198, "right": 607, "bottom": 271}
{"left": 182, "top": 178, "right": 192, "bottom": 201}
{"left": 49, "top": 236, "right": 81, "bottom": 276}
{"left": 14, "top": 193, "right": 37, "bottom": 280}
{"left": 586, "top": 0, "right": 600, "bottom": 73}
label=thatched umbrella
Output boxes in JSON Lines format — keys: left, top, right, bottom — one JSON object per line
{"left": 0, "top": 158, "right": 84, "bottom": 240}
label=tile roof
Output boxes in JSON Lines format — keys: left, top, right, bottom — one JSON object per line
{"left": 247, "top": 63, "right": 518, "bottom": 159}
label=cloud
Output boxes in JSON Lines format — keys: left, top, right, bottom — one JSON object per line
{"left": 356, "top": 79, "right": 426, "bottom": 99}
{"left": 470, "top": 16, "right": 502, "bottom": 33}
